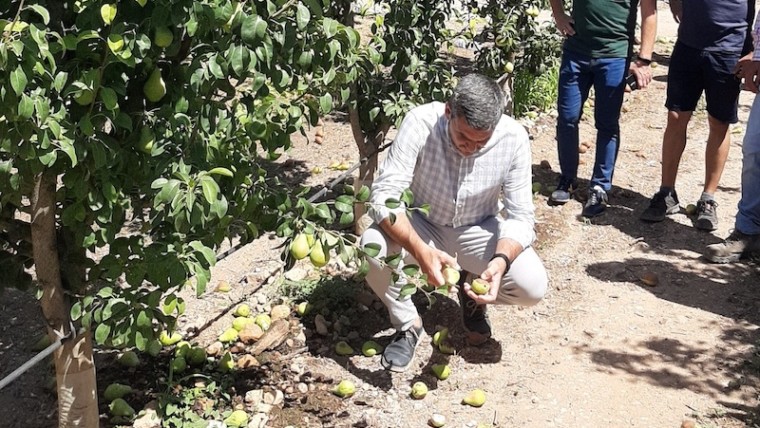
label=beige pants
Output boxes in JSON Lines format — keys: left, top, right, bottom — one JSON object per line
{"left": 360, "top": 213, "right": 549, "bottom": 331}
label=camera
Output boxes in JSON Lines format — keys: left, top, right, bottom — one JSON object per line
{"left": 625, "top": 74, "right": 639, "bottom": 91}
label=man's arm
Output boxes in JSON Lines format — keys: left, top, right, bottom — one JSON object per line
{"left": 735, "top": 9, "right": 760, "bottom": 93}
{"left": 549, "top": 0, "right": 575, "bottom": 37}
{"left": 630, "top": 0, "right": 657, "bottom": 89}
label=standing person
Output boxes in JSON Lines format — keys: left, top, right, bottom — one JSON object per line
{"left": 548, "top": 0, "right": 657, "bottom": 217}
{"left": 706, "top": 9, "right": 760, "bottom": 263}
{"left": 360, "top": 74, "right": 548, "bottom": 372}
{"left": 640, "top": 0, "right": 755, "bottom": 231}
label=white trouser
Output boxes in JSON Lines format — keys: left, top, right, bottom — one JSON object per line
{"left": 360, "top": 213, "right": 549, "bottom": 331}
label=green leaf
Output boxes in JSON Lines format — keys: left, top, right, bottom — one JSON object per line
{"left": 356, "top": 185, "right": 370, "bottom": 202}
{"left": 400, "top": 189, "right": 414, "bottom": 206}
{"left": 323, "top": 18, "right": 339, "bottom": 38}
{"left": 208, "top": 167, "right": 233, "bottom": 177}
{"left": 53, "top": 72, "right": 68, "bottom": 92}
{"left": 384, "top": 253, "right": 402, "bottom": 269}
{"left": 200, "top": 176, "right": 219, "bottom": 203}
{"left": 402, "top": 264, "right": 420, "bottom": 277}
{"left": 136, "top": 310, "right": 151, "bottom": 328}
{"left": 303, "top": 0, "right": 324, "bottom": 18}
{"left": 95, "top": 323, "right": 111, "bottom": 344}
{"left": 384, "top": 198, "right": 401, "bottom": 209}
{"left": 100, "top": 87, "right": 118, "bottom": 110}
{"left": 334, "top": 195, "right": 354, "bottom": 213}
{"left": 363, "top": 243, "right": 381, "bottom": 258}
{"left": 399, "top": 283, "right": 417, "bottom": 298}
{"left": 319, "top": 93, "right": 332, "bottom": 114}
{"left": 60, "top": 139, "right": 77, "bottom": 166}
{"left": 295, "top": 4, "right": 311, "bottom": 30}
{"left": 70, "top": 302, "right": 82, "bottom": 321}
{"left": 18, "top": 94, "right": 34, "bottom": 119}
{"left": 339, "top": 211, "right": 354, "bottom": 226}
{"left": 368, "top": 107, "right": 381, "bottom": 123}
{"left": 241, "top": 14, "right": 267, "bottom": 44}
{"left": 27, "top": 4, "right": 51, "bottom": 24}
{"left": 10, "top": 67, "right": 27, "bottom": 96}
{"left": 314, "top": 203, "right": 332, "bottom": 220}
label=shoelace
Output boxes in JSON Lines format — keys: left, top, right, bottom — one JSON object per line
{"left": 699, "top": 199, "right": 717, "bottom": 213}
{"left": 463, "top": 294, "right": 486, "bottom": 319}
{"left": 589, "top": 189, "right": 606, "bottom": 205}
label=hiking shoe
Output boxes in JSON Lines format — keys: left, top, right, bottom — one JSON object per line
{"left": 705, "top": 230, "right": 760, "bottom": 263}
{"left": 459, "top": 285, "right": 492, "bottom": 346}
{"left": 582, "top": 185, "right": 608, "bottom": 218}
{"left": 640, "top": 189, "right": 680, "bottom": 222}
{"left": 549, "top": 177, "right": 576, "bottom": 204}
{"left": 695, "top": 199, "right": 718, "bottom": 231}
{"left": 380, "top": 324, "right": 425, "bottom": 372}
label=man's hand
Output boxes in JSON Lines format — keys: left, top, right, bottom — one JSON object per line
{"left": 552, "top": 11, "right": 575, "bottom": 38}
{"left": 462, "top": 258, "right": 505, "bottom": 305}
{"left": 735, "top": 54, "right": 760, "bottom": 93}
{"left": 417, "top": 246, "right": 459, "bottom": 287}
{"left": 669, "top": 0, "right": 682, "bottom": 23}
{"left": 629, "top": 60, "right": 652, "bottom": 90}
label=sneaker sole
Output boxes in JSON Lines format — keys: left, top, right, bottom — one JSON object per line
{"left": 706, "top": 253, "right": 742, "bottom": 264}
{"left": 380, "top": 330, "right": 426, "bottom": 372}
{"left": 695, "top": 218, "right": 718, "bottom": 231}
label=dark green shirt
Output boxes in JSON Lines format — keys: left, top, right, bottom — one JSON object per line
{"left": 564, "top": 0, "right": 640, "bottom": 58}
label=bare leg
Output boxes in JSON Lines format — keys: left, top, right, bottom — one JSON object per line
{"left": 661, "top": 110, "right": 693, "bottom": 188}
{"left": 703, "top": 114, "right": 731, "bottom": 194}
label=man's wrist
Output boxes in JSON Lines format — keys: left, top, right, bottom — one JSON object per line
{"left": 490, "top": 253, "right": 511, "bottom": 273}
{"left": 635, "top": 54, "right": 652, "bottom": 66}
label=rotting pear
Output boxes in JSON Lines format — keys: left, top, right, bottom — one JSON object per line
{"left": 335, "top": 340, "right": 355, "bottom": 356}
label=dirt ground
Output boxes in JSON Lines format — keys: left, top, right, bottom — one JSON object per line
{"left": 1, "top": 4, "right": 759, "bottom": 428}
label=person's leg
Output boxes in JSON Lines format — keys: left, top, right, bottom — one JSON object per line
{"left": 694, "top": 49, "right": 742, "bottom": 230}
{"left": 450, "top": 217, "right": 548, "bottom": 307}
{"left": 553, "top": 50, "right": 594, "bottom": 203}
{"left": 706, "top": 94, "right": 760, "bottom": 262}
{"left": 588, "top": 57, "right": 627, "bottom": 192}
{"left": 641, "top": 41, "right": 702, "bottom": 222}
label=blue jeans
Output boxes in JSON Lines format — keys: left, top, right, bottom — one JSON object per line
{"left": 736, "top": 94, "right": 760, "bottom": 235}
{"left": 556, "top": 49, "right": 627, "bottom": 191}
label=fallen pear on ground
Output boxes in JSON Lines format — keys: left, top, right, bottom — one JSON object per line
{"left": 411, "top": 381, "right": 428, "bottom": 399}
{"left": 333, "top": 379, "right": 356, "bottom": 398}
{"left": 462, "top": 389, "right": 486, "bottom": 407}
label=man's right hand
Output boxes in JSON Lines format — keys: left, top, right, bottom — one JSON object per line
{"left": 735, "top": 55, "right": 760, "bottom": 93}
{"left": 553, "top": 12, "right": 575, "bottom": 38}
{"left": 416, "top": 246, "right": 459, "bottom": 288}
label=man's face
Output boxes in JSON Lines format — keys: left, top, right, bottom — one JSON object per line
{"left": 446, "top": 107, "right": 494, "bottom": 157}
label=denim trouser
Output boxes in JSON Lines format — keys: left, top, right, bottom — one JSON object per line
{"left": 736, "top": 94, "right": 760, "bottom": 235}
{"left": 360, "top": 213, "right": 548, "bottom": 331}
{"left": 556, "top": 49, "right": 627, "bottom": 191}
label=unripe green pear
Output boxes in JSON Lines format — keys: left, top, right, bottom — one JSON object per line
{"left": 296, "top": 301, "right": 311, "bottom": 316}
{"left": 174, "top": 341, "right": 191, "bottom": 358}
{"left": 309, "top": 242, "right": 329, "bottom": 267}
{"left": 431, "top": 364, "right": 451, "bottom": 380}
{"left": 410, "top": 381, "right": 428, "bottom": 399}
{"left": 254, "top": 313, "right": 272, "bottom": 331}
{"left": 224, "top": 410, "right": 249, "bottom": 428}
{"left": 75, "top": 89, "right": 94, "bottom": 106}
{"left": 109, "top": 398, "right": 135, "bottom": 417}
{"left": 470, "top": 278, "right": 490, "bottom": 295}
{"left": 361, "top": 340, "right": 383, "bottom": 357}
{"left": 154, "top": 26, "right": 174, "bottom": 48}
{"left": 187, "top": 347, "right": 207, "bottom": 366}
{"left": 137, "top": 127, "right": 155, "bottom": 154}
{"left": 171, "top": 356, "right": 187, "bottom": 374}
{"left": 232, "top": 317, "right": 254, "bottom": 331}
{"left": 218, "top": 328, "right": 239, "bottom": 343}
{"left": 335, "top": 340, "right": 355, "bottom": 356}
{"left": 233, "top": 303, "right": 251, "bottom": 317}
{"left": 117, "top": 350, "right": 140, "bottom": 368}
{"left": 143, "top": 68, "right": 166, "bottom": 102}
{"left": 103, "top": 383, "right": 132, "bottom": 402}
{"left": 290, "top": 233, "right": 310, "bottom": 260}
{"left": 462, "top": 388, "right": 486, "bottom": 407}
{"left": 432, "top": 328, "right": 449, "bottom": 346}
{"left": 441, "top": 267, "right": 460, "bottom": 286}
{"left": 146, "top": 339, "right": 162, "bottom": 357}
{"left": 333, "top": 379, "right": 356, "bottom": 398}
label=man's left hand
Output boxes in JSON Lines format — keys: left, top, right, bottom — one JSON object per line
{"left": 462, "top": 258, "right": 505, "bottom": 305}
{"left": 629, "top": 60, "right": 652, "bottom": 90}
{"left": 735, "top": 54, "right": 760, "bottom": 93}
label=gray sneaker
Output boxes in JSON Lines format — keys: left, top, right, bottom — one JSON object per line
{"left": 705, "top": 230, "right": 760, "bottom": 263}
{"left": 695, "top": 199, "right": 718, "bottom": 231}
{"left": 549, "top": 177, "right": 576, "bottom": 204}
{"left": 582, "top": 185, "right": 608, "bottom": 218}
{"left": 640, "top": 189, "right": 680, "bottom": 222}
{"left": 380, "top": 324, "right": 425, "bottom": 372}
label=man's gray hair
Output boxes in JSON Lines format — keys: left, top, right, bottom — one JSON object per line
{"left": 448, "top": 74, "right": 505, "bottom": 131}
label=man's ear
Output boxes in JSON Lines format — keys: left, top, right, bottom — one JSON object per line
{"left": 444, "top": 102, "right": 451, "bottom": 119}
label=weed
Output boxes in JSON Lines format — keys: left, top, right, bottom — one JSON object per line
{"left": 513, "top": 62, "right": 560, "bottom": 118}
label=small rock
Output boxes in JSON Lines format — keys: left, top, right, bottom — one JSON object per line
{"left": 239, "top": 325, "right": 265, "bottom": 343}
{"left": 237, "top": 355, "right": 259, "bottom": 369}
{"left": 270, "top": 304, "right": 291, "bottom": 320}
{"left": 132, "top": 401, "right": 160, "bottom": 428}
{"left": 206, "top": 342, "right": 224, "bottom": 357}
{"left": 314, "top": 314, "right": 330, "bottom": 336}
{"left": 297, "top": 383, "right": 309, "bottom": 393}
{"left": 256, "top": 403, "right": 273, "bottom": 414}
{"left": 245, "top": 389, "right": 264, "bottom": 404}
{"left": 263, "top": 389, "right": 284, "bottom": 405}
{"left": 681, "top": 420, "right": 696, "bottom": 428}
{"left": 284, "top": 267, "right": 308, "bottom": 281}
{"left": 248, "top": 413, "right": 269, "bottom": 428}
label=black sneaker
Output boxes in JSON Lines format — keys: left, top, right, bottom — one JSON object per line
{"left": 640, "top": 189, "right": 680, "bottom": 222}
{"left": 380, "top": 324, "right": 424, "bottom": 372}
{"left": 458, "top": 285, "right": 492, "bottom": 346}
{"left": 695, "top": 199, "right": 718, "bottom": 231}
{"left": 549, "top": 176, "right": 576, "bottom": 204}
{"left": 582, "top": 185, "right": 608, "bottom": 218}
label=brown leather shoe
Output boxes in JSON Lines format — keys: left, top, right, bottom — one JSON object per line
{"left": 705, "top": 230, "right": 760, "bottom": 263}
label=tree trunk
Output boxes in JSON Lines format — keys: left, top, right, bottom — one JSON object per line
{"left": 31, "top": 171, "right": 99, "bottom": 428}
